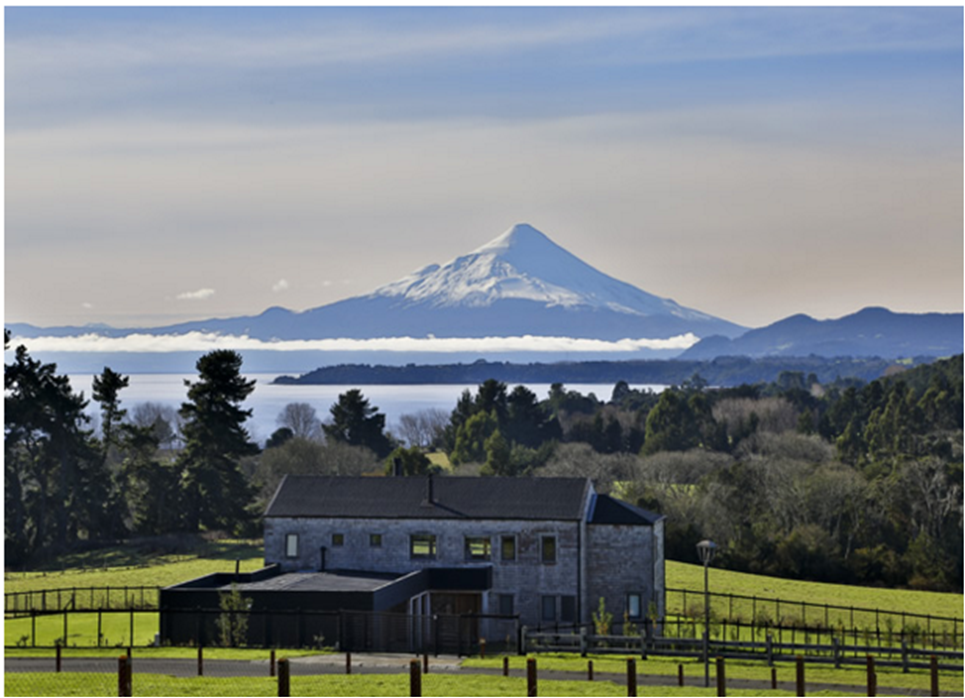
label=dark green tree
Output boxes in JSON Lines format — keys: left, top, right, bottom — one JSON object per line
{"left": 177, "top": 350, "right": 258, "bottom": 533}
{"left": 384, "top": 445, "right": 434, "bottom": 476}
{"left": 322, "top": 389, "right": 393, "bottom": 458}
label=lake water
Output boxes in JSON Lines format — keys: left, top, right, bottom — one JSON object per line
{"left": 67, "top": 374, "right": 666, "bottom": 446}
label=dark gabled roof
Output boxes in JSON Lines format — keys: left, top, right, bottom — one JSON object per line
{"left": 265, "top": 475, "right": 591, "bottom": 521}
{"left": 589, "top": 494, "right": 663, "bottom": 526}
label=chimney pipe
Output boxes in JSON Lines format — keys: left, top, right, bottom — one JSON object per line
{"left": 422, "top": 474, "right": 435, "bottom": 506}
{"left": 393, "top": 457, "right": 403, "bottom": 477}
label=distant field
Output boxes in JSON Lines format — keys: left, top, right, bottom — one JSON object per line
{"left": 4, "top": 540, "right": 265, "bottom": 595}
{"left": 666, "top": 560, "right": 963, "bottom": 622}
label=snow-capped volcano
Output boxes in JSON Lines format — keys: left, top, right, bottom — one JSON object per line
{"left": 8, "top": 223, "right": 746, "bottom": 345}
{"left": 372, "top": 223, "right": 716, "bottom": 320}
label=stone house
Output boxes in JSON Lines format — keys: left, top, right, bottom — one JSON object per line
{"left": 160, "top": 474, "right": 664, "bottom": 650}
{"left": 264, "top": 474, "right": 664, "bottom": 628}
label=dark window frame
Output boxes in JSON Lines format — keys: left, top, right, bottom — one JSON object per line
{"left": 285, "top": 533, "right": 299, "bottom": 558}
{"left": 410, "top": 533, "right": 437, "bottom": 559}
{"left": 370, "top": 533, "right": 383, "bottom": 548}
{"left": 540, "top": 595, "right": 557, "bottom": 623}
{"left": 464, "top": 536, "right": 492, "bottom": 561}
{"left": 331, "top": 533, "right": 344, "bottom": 547}
{"left": 500, "top": 535, "right": 516, "bottom": 562}
{"left": 626, "top": 593, "right": 643, "bottom": 620}
{"left": 498, "top": 594, "right": 515, "bottom": 617}
{"left": 541, "top": 535, "right": 557, "bottom": 564}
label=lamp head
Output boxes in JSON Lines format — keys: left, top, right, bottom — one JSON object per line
{"left": 696, "top": 539, "right": 717, "bottom": 565}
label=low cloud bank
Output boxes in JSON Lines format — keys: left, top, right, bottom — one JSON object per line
{"left": 12, "top": 331, "right": 699, "bottom": 354}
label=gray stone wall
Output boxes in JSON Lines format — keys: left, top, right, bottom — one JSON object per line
{"left": 264, "top": 515, "right": 583, "bottom": 627}
{"left": 585, "top": 522, "right": 661, "bottom": 628}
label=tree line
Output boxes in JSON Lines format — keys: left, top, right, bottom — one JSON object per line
{"left": 5, "top": 328, "right": 961, "bottom": 592}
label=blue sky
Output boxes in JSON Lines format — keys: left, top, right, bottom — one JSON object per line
{"left": 5, "top": 6, "right": 963, "bottom": 330}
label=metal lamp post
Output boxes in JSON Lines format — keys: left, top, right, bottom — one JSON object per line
{"left": 697, "top": 539, "right": 717, "bottom": 688}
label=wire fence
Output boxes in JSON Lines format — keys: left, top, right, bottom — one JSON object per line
{"left": 5, "top": 587, "right": 159, "bottom": 616}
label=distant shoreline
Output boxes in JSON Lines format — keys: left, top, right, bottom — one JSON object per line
{"left": 273, "top": 355, "right": 924, "bottom": 387}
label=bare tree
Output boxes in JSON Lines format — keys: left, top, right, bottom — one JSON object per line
{"left": 130, "top": 402, "right": 182, "bottom": 449}
{"left": 394, "top": 408, "right": 449, "bottom": 449}
{"left": 276, "top": 402, "right": 322, "bottom": 441}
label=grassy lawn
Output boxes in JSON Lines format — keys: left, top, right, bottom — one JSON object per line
{"left": 4, "top": 670, "right": 837, "bottom": 696}
{"left": 666, "top": 560, "right": 963, "bottom": 629}
{"left": 4, "top": 540, "right": 265, "bottom": 595}
{"left": 5, "top": 611, "right": 158, "bottom": 648}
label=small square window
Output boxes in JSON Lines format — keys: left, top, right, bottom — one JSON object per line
{"left": 332, "top": 533, "right": 344, "bottom": 547}
{"left": 541, "top": 595, "right": 557, "bottom": 622}
{"left": 541, "top": 536, "right": 557, "bottom": 564}
{"left": 370, "top": 533, "right": 382, "bottom": 547}
{"left": 627, "top": 593, "right": 642, "bottom": 620}
{"left": 465, "top": 536, "right": 491, "bottom": 560}
{"left": 410, "top": 534, "right": 436, "bottom": 559}
{"left": 285, "top": 533, "right": 299, "bottom": 558}
{"left": 498, "top": 594, "right": 515, "bottom": 616}
{"left": 500, "top": 536, "right": 516, "bottom": 561}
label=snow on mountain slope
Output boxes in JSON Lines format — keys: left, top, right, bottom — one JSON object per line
{"left": 372, "top": 223, "right": 713, "bottom": 320}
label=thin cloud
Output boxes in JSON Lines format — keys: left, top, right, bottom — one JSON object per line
{"left": 272, "top": 279, "right": 290, "bottom": 293}
{"left": 12, "top": 331, "right": 700, "bottom": 354}
{"left": 176, "top": 288, "right": 215, "bottom": 301}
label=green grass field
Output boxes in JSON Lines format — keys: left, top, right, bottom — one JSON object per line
{"left": 666, "top": 560, "right": 963, "bottom": 621}
{"left": 1, "top": 670, "right": 860, "bottom": 697}
{"left": 4, "top": 540, "right": 265, "bottom": 595}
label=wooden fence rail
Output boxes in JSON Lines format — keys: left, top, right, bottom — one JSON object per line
{"left": 5, "top": 586, "right": 160, "bottom": 616}
{"left": 523, "top": 628, "right": 965, "bottom": 674}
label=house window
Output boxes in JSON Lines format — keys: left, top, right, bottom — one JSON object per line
{"left": 370, "top": 533, "right": 382, "bottom": 547}
{"left": 561, "top": 596, "right": 576, "bottom": 623}
{"left": 541, "top": 536, "right": 557, "bottom": 564}
{"left": 465, "top": 536, "right": 491, "bottom": 560}
{"left": 332, "top": 533, "right": 344, "bottom": 547}
{"left": 627, "top": 593, "right": 642, "bottom": 620}
{"left": 500, "top": 536, "right": 516, "bottom": 562}
{"left": 410, "top": 534, "right": 437, "bottom": 559}
{"left": 285, "top": 533, "right": 299, "bottom": 558}
{"left": 541, "top": 595, "right": 557, "bottom": 622}
{"left": 498, "top": 594, "right": 515, "bottom": 616}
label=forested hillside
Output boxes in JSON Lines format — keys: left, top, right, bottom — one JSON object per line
{"left": 6, "top": 327, "right": 961, "bottom": 592}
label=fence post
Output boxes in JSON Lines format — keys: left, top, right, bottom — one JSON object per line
{"left": 503, "top": 656, "right": 509, "bottom": 677}
{"left": 519, "top": 625, "right": 527, "bottom": 655}
{"left": 423, "top": 652, "right": 429, "bottom": 674}
{"left": 580, "top": 626, "right": 587, "bottom": 657}
{"left": 31, "top": 610, "right": 36, "bottom": 648}
{"left": 277, "top": 657, "right": 290, "bottom": 697}
{"left": 527, "top": 657, "right": 537, "bottom": 697}
{"left": 866, "top": 655, "right": 875, "bottom": 697}
{"left": 678, "top": 663, "right": 684, "bottom": 686}
{"left": 832, "top": 637, "right": 840, "bottom": 669}
{"left": 796, "top": 655, "right": 805, "bottom": 697}
{"left": 346, "top": 651, "right": 352, "bottom": 675}
{"left": 930, "top": 655, "right": 938, "bottom": 696}
{"left": 55, "top": 645, "right": 61, "bottom": 673}
{"left": 588, "top": 659, "right": 594, "bottom": 681}
{"left": 770, "top": 667, "right": 777, "bottom": 690}
{"left": 766, "top": 634, "right": 773, "bottom": 666}
{"left": 479, "top": 637, "right": 486, "bottom": 659}
{"left": 901, "top": 640, "right": 909, "bottom": 673}
{"left": 118, "top": 655, "right": 131, "bottom": 697}
{"left": 198, "top": 645, "right": 203, "bottom": 676}
{"left": 270, "top": 649, "right": 276, "bottom": 677}
{"left": 716, "top": 656, "right": 726, "bottom": 697}
{"left": 63, "top": 610, "right": 68, "bottom": 647}
{"left": 627, "top": 658, "right": 637, "bottom": 697}
{"left": 409, "top": 658, "right": 422, "bottom": 697}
